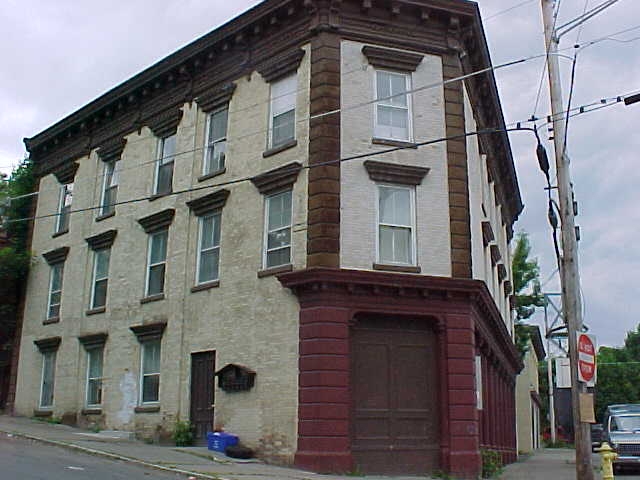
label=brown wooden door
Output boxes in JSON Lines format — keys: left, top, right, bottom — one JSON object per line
{"left": 352, "top": 316, "right": 439, "bottom": 474}
{"left": 190, "top": 351, "right": 215, "bottom": 445}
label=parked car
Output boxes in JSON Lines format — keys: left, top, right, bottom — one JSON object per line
{"left": 602, "top": 404, "right": 640, "bottom": 473}
{"left": 591, "top": 423, "right": 603, "bottom": 451}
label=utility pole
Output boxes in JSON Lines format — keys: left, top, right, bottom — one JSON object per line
{"left": 540, "top": 1, "right": 593, "bottom": 478}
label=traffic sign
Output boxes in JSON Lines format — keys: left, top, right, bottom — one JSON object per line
{"left": 578, "top": 333, "right": 597, "bottom": 385}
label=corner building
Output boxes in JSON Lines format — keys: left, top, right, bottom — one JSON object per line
{"left": 11, "top": 0, "right": 524, "bottom": 477}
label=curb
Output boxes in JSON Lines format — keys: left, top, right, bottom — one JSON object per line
{"left": 0, "top": 428, "right": 228, "bottom": 480}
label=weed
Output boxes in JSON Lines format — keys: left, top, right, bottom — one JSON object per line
{"left": 481, "top": 449, "right": 504, "bottom": 478}
{"left": 172, "top": 420, "right": 194, "bottom": 447}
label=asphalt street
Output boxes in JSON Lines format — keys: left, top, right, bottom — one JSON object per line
{"left": 0, "top": 433, "right": 188, "bottom": 480}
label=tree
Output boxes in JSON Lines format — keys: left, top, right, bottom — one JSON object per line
{"left": 511, "top": 232, "right": 545, "bottom": 357}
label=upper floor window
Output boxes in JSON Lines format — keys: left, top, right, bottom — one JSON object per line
{"left": 269, "top": 74, "right": 297, "bottom": 148}
{"left": 374, "top": 70, "right": 412, "bottom": 142}
{"left": 47, "top": 263, "right": 64, "bottom": 320}
{"left": 377, "top": 185, "right": 415, "bottom": 265}
{"left": 204, "top": 108, "right": 228, "bottom": 176}
{"left": 263, "top": 190, "right": 292, "bottom": 269}
{"left": 91, "top": 248, "right": 111, "bottom": 310}
{"left": 146, "top": 230, "right": 168, "bottom": 297}
{"left": 100, "top": 160, "right": 119, "bottom": 217}
{"left": 56, "top": 183, "right": 73, "bottom": 233}
{"left": 155, "top": 135, "right": 176, "bottom": 195}
{"left": 197, "top": 213, "right": 221, "bottom": 285}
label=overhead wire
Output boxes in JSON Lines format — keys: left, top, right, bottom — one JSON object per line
{"left": 483, "top": 0, "right": 537, "bottom": 22}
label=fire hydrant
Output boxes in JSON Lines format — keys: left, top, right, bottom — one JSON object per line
{"left": 598, "top": 442, "right": 618, "bottom": 480}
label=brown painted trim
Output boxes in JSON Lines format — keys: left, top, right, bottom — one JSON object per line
{"left": 81, "top": 408, "right": 103, "bottom": 415}
{"left": 195, "top": 83, "right": 236, "bottom": 113}
{"left": 85, "top": 307, "right": 106, "bottom": 316}
{"left": 362, "top": 45, "right": 423, "bottom": 72}
{"left": 186, "top": 189, "right": 230, "bottom": 216}
{"left": 134, "top": 405, "right": 160, "bottom": 413}
{"left": 489, "top": 243, "right": 501, "bottom": 266}
{"left": 53, "top": 162, "right": 79, "bottom": 184}
{"left": 372, "top": 263, "right": 421, "bottom": 273}
{"left": 481, "top": 220, "right": 494, "bottom": 247}
{"left": 497, "top": 263, "right": 507, "bottom": 282}
{"left": 146, "top": 107, "right": 183, "bottom": 138}
{"left": 129, "top": 321, "right": 167, "bottom": 342}
{"left": 139, "top": 294, "right": 165, "bottom": 305}
{"left": 148, "top": 192, "right": 170, "bottom": 202}
{"left": 371, "top": 137, "right": 418, "bottom": 149}
{"left": 51, "top": 229, "right": 69, "bottom": 239}
{"left": 137, "top": 209, "right": 175, "bottom": 233}
{"left": 43, "top": 246, "right": 69, "bottom": 265}
{"left": 191, "top": 280, "right": 220, "bottom": 293}
{"left": 34, "top": 336, "right": 61, "bottom": 352}
{"left": 197, "top": 168, "right": 226, "bottom": 182}
{"left": 95, "top": 211, "right": 115, "bottom": 222}
{"left": 257, "top": 48, "right": 305, "bottom": 83}
{"left": 85, "top": 229, "right": 117, "bottom": 250}
{"left": 250, "top": 162, "right": 302, "bottom": 195}
{"left": 33, "top": 409, "right": 53, "bottom": 417}
{"left": 97, "top": 138, "right": 126, "bottom": 162}
{"left": 262, "top": 139, "right": 298, "bottom": 158}
{"left": 503, "top": 280, "right": 512, "bottom": 296}
{"left": 43, "top": 317, "right": 60, "bottom": 325}
{"left": 257, "top": 263, "right": 293, "bottom": 278}
{"left": 363, "top": 160, "right": 429, "bottom": 186}
{"left": 78, "top": 332, "right": 108, "bottom": 348}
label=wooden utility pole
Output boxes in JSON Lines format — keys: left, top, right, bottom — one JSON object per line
{"left": 540, "top": 1, "right": 593, "bottom": 478}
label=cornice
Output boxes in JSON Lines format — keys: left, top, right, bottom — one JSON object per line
{"left": 78, "top": 332, "right": 108, "bottom": 349}
{"left": 186, "top": 189, "right": 230, "bottom": 216}
{"left": 137, "top": 209, "right": 175, "bottom": 233}
{"left": 195, "top": 83, "right": 236, "bottom": 113}
{"left": 361, "top": 45, "right": 423, "bottom": 72}
{"left": 363, "top": 160, "right": 429, "bottom": 186}
{"left": 43, "top": 246, "right": 69, "bottom": 265}
{"left": 85, "top": 229, "right": 117, "bottom": 250}
{"left": 97, "top": 138, "right": 127, "bottom": 162}
{"left": 130, "top": 321, "right": 167, "bottom": 342}
{"left": 257, "top": 48, "right": 306, "bottom": 82}
{"left": 250, "top": 161, "right": 302, "bottom": 195}
{"left": 53, "top": 162, "right": 79, "bottom": 184}
{"left": 34, "top": 336, "right": 61, "bottom": 352}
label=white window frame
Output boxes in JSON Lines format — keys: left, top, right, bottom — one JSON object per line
{"left": 139, "top": 340, "right": 161, "bottom": 405}
{"left": 203, "top": 107, "right": 228, "bottom": 176}
{"left": 262, "top": 190, "right": 293, "bottom": 269}
{"left": 85, "top": 346, "right": 104, "bottom": 408}
{"left": 196, "top": 213, "right": 221, "bottom": 285}
{"left": 145, "top": 230, "right": 168, "bottom": 297}
{"left": 375, "top": 184, "right": 417, "bottom": 266}
{"left": 39, "top": 350, "right": 56, "bottom": 409}
{"left": 47, "top": 263, "right": 64, "bottom": 320}
{"left": 56, "top": 183, "right": 73, "bottom": 233}
{"left": 475, "top": 354, "right": 483, "bottom": 410}
{"left": 268, "top": 74, "right": 297, "bottom": 148}
{"left": 90, "top": 248, "right": 110, "bottom": 310}
{"left": 373, "top": 69, "right": 413, "bottom": 142}
{"left": 100, "top": 159, "right": 119, "bottom": 217}
{"left": 154, "top": 135, "right": 175, "bottom": 195}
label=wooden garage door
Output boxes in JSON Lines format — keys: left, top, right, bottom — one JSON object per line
{"left": 352, "top": 316, "right": 439, "bottom": 474}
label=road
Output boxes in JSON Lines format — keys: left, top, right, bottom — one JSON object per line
{"left": 0, "top": 433, "right": 188, "bottom": 480}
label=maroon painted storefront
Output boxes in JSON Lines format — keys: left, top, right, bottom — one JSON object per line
{"left": 279, "top": 268, "right": 522, "bottom": 478}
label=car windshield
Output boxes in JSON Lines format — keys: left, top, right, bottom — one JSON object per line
{"left": 612, "top": 415, "right": 640, "bottom": 432}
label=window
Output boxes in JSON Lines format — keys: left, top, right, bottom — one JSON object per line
{"left": 40, "top": 350, "right": 56, "bottom": 409}
{"left": 140, "top": 340, "right": 161, "bottom": 404}
{"left": 86, "top": 347, "right": 104, "bottom": 407}
{"left": 197, "top": 214, "right": 221, "bottom": 284}
{"left": 204, "top": 108, "right": 228, "bottom": 175}
{"left": 475, "top": 355, "right": 483, "bottom": 410}
{"left": 374, "top": 70, "right": 411, "bottom": 141}
{"left": 154, "top": 135, "right": 176, "bottom": 195}
{"left": 100, "top": 160, "right": 119, "bottom": 216}
{"left": 47, "top": 263, "right": 64, "bottom": 319}
{"left": 56, "top": 183, "right": 73, "bottom": 233}
{"left": 377, "top": 185, "right": 415, "bottom": 265}
{"left": 145, "top": 230, "right": 168, "bottom": 296}
{"left": 263, "top": 190, "right": 292, "bottom": 269}
{"left": 91, "top": 248, "right": 110, "bottom": 309}
{"left": 269, "top": 74, "right": 297, "bottom": 148}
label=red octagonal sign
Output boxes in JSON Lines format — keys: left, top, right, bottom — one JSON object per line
{"left": 578, "top": 334, "right": 597, "bottom": 384}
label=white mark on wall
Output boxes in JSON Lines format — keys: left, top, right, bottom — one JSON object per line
{"left": 117, "top": 370, "right": 137, "bottom": 424}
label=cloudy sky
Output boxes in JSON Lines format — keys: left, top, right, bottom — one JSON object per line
{"left": 1, "top": 1, "right": 638, "bottom": 347}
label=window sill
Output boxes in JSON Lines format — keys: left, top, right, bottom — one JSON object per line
{"left": 96, "top": 211, "right": 115, "bottom": 222}
{"left": 198, "top": 168, "right": 226, "bottom": 182}
{"left": 191, "top": 280, "right": 220, "bottom": 293}
{"left": 149, "top": 192, "right": 171, "bottom": 202}
{"left": 33, "top": 409, "right": 53, "bottom": 417}
{"left": 52, "top": 229, "right": 69, "bottom": 238}
{"left": 373, "top": 263, "right": 421, "bottom": 274}
{"left": 372, "top": 137, "right": 418, "bottom": 149}
{"left": 134, "top": 405, "right": 160, "bottom": 413}
{"left": 81, "top": 408, "right": 103, "bottom": 415}
{"left": 86, "top": 307, "right": 106, "bottom": 316}
{"left": 140, "top": 293, "right": 165, "bottom": 304}
{"left": 262, "top": 139, "right": 297, "bottom": 158}
{"left": 257, "top": 263, "right": 293, "bottom": 278}
{"left": 43, "top": 317, "right": 60, "bottom": 325}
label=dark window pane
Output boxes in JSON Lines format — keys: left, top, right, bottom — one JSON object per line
{"left": 267, "top": 247, "right": 291, "bottom": 268}
{"left": 272, "top": 109, "right": 295, "bottom": 146}
{"left": 92, "top": 279, "right": 108, "bottom": 309}
{"left": 142, "top": 374, "right": 159, "bottom": 403}
{"left": 87, "top": 379, "right": 102, "bottom": 406}
{"left": 148, "top": 264, "right": 165, "bottom": 296}
{"left": 156, "top": 162, "right": 173, "bottom": 194}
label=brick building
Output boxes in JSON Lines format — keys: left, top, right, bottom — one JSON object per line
{"left": 12, "top": 0, "right": 523, "bottom": 477}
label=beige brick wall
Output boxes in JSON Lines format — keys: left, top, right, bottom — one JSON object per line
{"left": 340, "top": 40, "right": 452, "bottom": 276}
{"left": 14, "top": 44, "right": 311, "bottom": 463}
{"left": 516, "top": 341, "right": 541, "bottom": 452}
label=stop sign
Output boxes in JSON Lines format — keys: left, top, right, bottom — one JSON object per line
{"left": 578, "top": 334, "right": 597, "bottom": 384}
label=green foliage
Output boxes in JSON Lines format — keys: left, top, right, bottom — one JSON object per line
{"left": 2, "top": 159, "right": 35, "bottom": 251}
{"left": 0, "top": 247, "right": 30, "bottom": 282}
{"left": 172, "top": 420, "right": 194, "bottom": 447}
{"left": 480, "top": 449, "right": 503, "bottom": 478}
{"left": 512, "top": 232, "right": 545, "bottom": 322}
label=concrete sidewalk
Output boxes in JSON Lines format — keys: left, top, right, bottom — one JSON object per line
{"left": 0, "top": 415, "right": 586, "bottom": 479}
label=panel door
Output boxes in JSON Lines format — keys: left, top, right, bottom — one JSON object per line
{"left": 190, "top": 350, "right": 215, "bottom": 445}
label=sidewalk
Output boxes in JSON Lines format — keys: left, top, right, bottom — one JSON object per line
{"left": 0, "top": 415, "right": 585, "bottom": 480}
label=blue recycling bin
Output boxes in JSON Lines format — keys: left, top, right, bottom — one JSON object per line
{"left": 207, "top": 431, "right": 239, "bottom": 452}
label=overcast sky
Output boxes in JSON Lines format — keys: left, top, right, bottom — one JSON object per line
{"left": 1, "top": 1, "right": 638, "bottom": 348}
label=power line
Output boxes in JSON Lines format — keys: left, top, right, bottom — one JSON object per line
{"left": 484, "top": 0, "right": 536, "bottom": 21}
